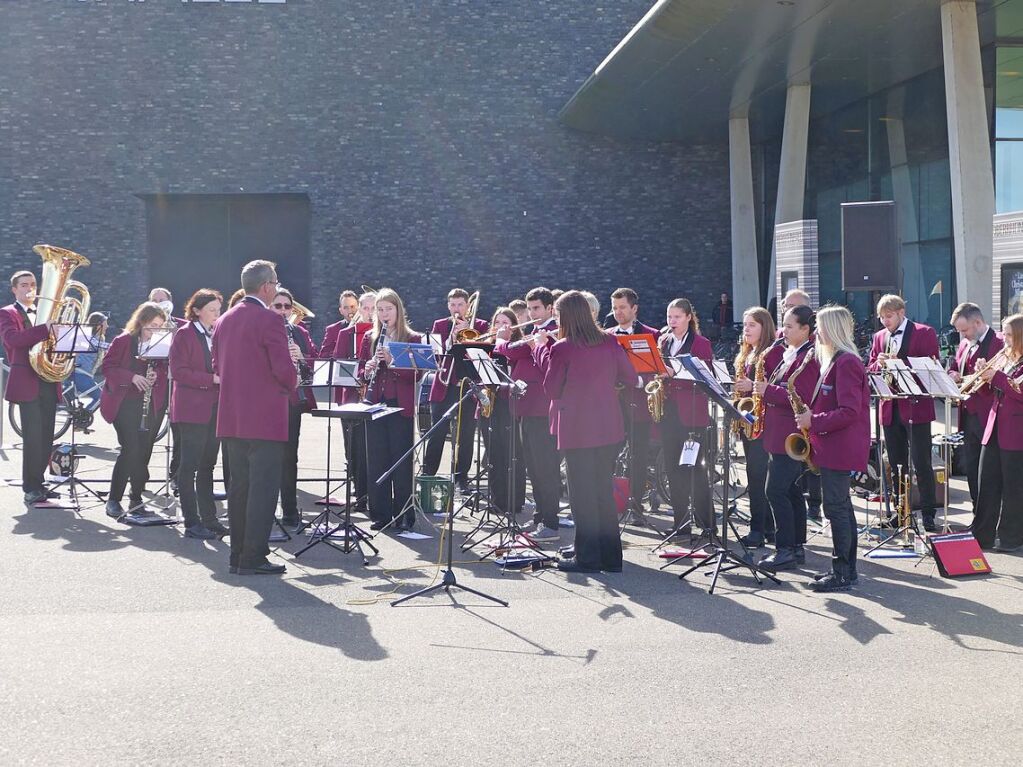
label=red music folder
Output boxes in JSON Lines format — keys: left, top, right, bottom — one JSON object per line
{"left": 927, "top": 532, "right": 992, "bottom": 578}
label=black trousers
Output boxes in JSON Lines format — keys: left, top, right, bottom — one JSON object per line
{"left": 481, "top": 400, "right": 526, "bottom": 516}
{"left": 424, "top": 383, "right": 477, "bottom": 484}
{"left": 177, "top": 414, "right": 220, "bottom": 527}
{"left": 520, "top": 415, "right": 561, "bottom": 528}
{"left": 742, "top": 434, "right": 774, "bottom": 537}
{"left": 366, "top": 405, "right": 414, "bottom": 524}
{"left": 960, "top": 410, "right": 985, "bottom": 503}
{"left": 821, "top": 467, "right": 858, "bottom": 580}
{"left": 621, "top": 401, "right": 653, "bottom": 506}
{"left": 767, "top": 453, "right": 808, "bottom": 549}
{"left": 802, "top": 471, "right": 822, "bottom": 515}
{"left": 659, "top": 407, "right": 713, "bottom": 529}
{"left": 973, "top": 425, "right": 1023, "bottom": 549}
{"left": 277, "top": 404, "right": 304, "bottom": 523}
{"left": 883, "top": 409, "right": 936, "bottom": 513}
{"left": 170, "top": 421, "right": 181, "bottom": 480}
{"left": 341, "top": 421, "right": 369, "bottom": 509}
{"left": 18, "top": 383, "right": 58, "bottom": 493}
{"left": 223, "top": 437, "right": 284, "bottom": 569}
{"left": 110, "top": 398, "right": 163, "bottom": 504}
{"left": 564, "top": 443, "right": 622, "bottom": 571}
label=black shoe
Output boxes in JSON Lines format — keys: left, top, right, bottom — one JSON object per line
{"left": 24, "top": 489, "right": 47, "bottom": 505}
{"left": 170, "top": 478, "right": 179, "bottom": 497}
{"left": 43, "top": 488, "right": 61, "bottom": 499}
{"left": 739, "top": 533, "right": 765, "bottom": 548}
{"left": 105, "top": 500, "right": 124, "bottom": 518}
{"left": 602, "top": 564, "right": 623, "bottom": 573}
{"left": 558, "top": 545, "right": 576, "bottom": 559}
{"left": 922, "top": 513, "right": 937, "bottom": 533}
{"left": 556, "top": 557, "right": 601, "bottom": 573}
{"left": 813, "top": 570, "right": 858, "bottom": 585}
{"left": 809, "top": 573, "right": 852, "bottom": 592}
{"left": 793, "top": 545, "right": 806, "bottom": 564}
{"left": 280, "top": 519, "right": 303, "bottom": 534}
{"left": 765, "top": 532, "right": 776, "bottom": 545}
{"left": 880, "top": 516, "right": 899, "bottom": 529}
{"left": 457, "top": 481, "right": 472, "bottom": 495}
{"left": 759, "top": 549, "right": 798, "bottom": 571}
{"left": 369, "top": 520, "right": 388, "bottom": 531}
{"left": 807, "top": 508, "right": 822, "bottom": 522}
{"left": 236, "top": 560, "right": 286, "bottom": 576}
{"left": 204, "top": 521, "right": 229, "bottom": 537}
{"left": 994, "top": 539, "right": 1023, "bottom": 553}
{"left": 184, "top": 524, "right": 217, "bottom": 540}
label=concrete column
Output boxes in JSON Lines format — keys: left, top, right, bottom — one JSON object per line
{"left": 942, "top": 0, "right": 994, "bottom": 317}
{"left": 768, "top": 83, "right": 811, "bottom": 306}
{"left": 729, "top": 117, "right": 760, "bottom": 313}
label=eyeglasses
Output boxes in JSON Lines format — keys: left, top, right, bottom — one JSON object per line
{"left": 273, "top": 303, "right": 293, "bottom": 310}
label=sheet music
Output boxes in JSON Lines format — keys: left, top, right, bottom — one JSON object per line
{"left": 689, "top": 357, "right": 731, "bottom": 401}
{"left": 138, "top": 329, "right": 173, "bottom": 360}
{"left": 466, "top": 347, "right": 503, "bottom": 385}
{"left": 52, "top": 324, "right": 95, "bottom": 353}
{"left": 883, "top": 358, "right": 924, "bottom": 396}
{"left": 311, "top": 359, "right": 360, "bottom": 388}
{"left": 909, "top": 356, "right": 963, "bottom": 399}
{"left": 868, "top": 373, "right": 898, "bottom": 399}
{"left": 712, "top": 359, "right": 732, "bottom": 385}
{"left": 667, "top": 357, "right": 694, "bottom": 381}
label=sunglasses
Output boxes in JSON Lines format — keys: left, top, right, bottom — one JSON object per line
{"left": 273, "top": 303, "right": 293, "bottom": 310}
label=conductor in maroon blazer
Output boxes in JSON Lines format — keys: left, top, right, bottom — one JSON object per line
{"left": 212, "top": 261, "right": 297, "bottom": 575}
{"left": 0, "top": 270, "right": 59, "bottom": 503}
{"left": 868, "top": 299, "right": 939, "bottom": 526}
{"left": 422, "top": 291, "right": 490, "bottom": 488}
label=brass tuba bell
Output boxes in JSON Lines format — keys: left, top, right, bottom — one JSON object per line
{"left": 29, "top": 244, "right": 91, "bottom": 383}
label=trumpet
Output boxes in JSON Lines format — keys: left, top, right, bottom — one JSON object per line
{"left": 959, "top": 348, "right": 1008, "bottom": 396}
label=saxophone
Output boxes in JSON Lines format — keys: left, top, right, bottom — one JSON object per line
{"left": 783, "top": 348, "right": 819, "bottom": 474}
{"left": 736, "top": 349, "right": 766, "bottom": 439}
{"left": 645, "top": 377, "right": 665, "bottom": 422}
{"left": 731, "top": 344, "right": 752, "bottom": 436}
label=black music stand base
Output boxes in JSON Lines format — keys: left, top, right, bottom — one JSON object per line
{"left": 391, "top": 566, "right": 508, "bottom": 607}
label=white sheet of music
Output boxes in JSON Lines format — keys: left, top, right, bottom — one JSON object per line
{"left": 712, "top": 359, "right": 732, "bottom": 385}
{"left": 868, "top": 373, "right": 898, "bottom": 399}
{"left": 138, "top": 330, "right": 173, "bottom": 360}
{"left": 311, "top": 359, "right": 360, "bottom": 388}
{"left": 668, "top": 357, "right": 694, "bottom": 381}
{"left": 883, "top": 358, "right": 924, "bottom": 396}
{"left": 52, "top": 324, "right": 95, "bottom": 353}
{"left": 909, "top": 357, "right": 962, "bottom": 398}
{"left": 465, "top": 347, "right": 503, "bottom": 385}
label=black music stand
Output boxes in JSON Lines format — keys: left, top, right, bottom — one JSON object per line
{"left": 388, "top": 379, "right": 508, "bottom": 607}
{"left": 672, "top": 355, "right": 781, "bottom": 594}
{"left": 44, "top": 323, "right": 106, "bottom": 511}
{"left": 294, "top": 360, "right": 382, "bottom": 562}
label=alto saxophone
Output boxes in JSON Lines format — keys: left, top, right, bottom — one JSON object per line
{"left": 731, "top": 344, "right": 751, "bottom": 436}
{"left": 783, "top": 348, "right": 819, "bottom": 474}
{"left": 736, "top": 349, "right": 766, "bottom": 439}
{"left": 645, "top": 376, "right": 665, "bottom": 422}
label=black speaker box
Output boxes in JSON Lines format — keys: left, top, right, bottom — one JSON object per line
{"left": 841, "top": 201, "right": 899, "bottom": 292}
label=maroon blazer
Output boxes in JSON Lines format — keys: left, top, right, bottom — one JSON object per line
{"left": 956, "top": 330, "right": 1004, "bottom": 428}
{"left": 318, "top": 319, "right": 347, "bottom": 359}
{"left": 983, "top": 364, "right": 1023, "bottom": 451}
{"left": 540, "top": 335, "right": 635, "bottom": 450}
{"left": 609, "top": 321, "right": 662, "bottom": 424}
{"left": 0, "top": 304, "right": 58, "bottom": 403}
{"left": 495, "top": 330, "right": 555, "bottom": 419}
{"left": 428, "top": 316, "right": 490, "bottom": 402}
{"left": 808, "top": 351, "right": 870, "bottom": 472}
{"left": 100, "top": 332, "right": 169, "bottom": 425}
{"left": 169, "top": 323, "right": 218, "bottom": 425}
{"left": 868, "top": 321, "right": 938, "bottom": 425}
{"left": 212, "top": 297, "right": 296, "bottom": 442}
{"left": 358, "top": 332, "right": 423, "bottom": 418}
{"left": 761, "top": 342, "right": 819, "bottom": 456}
{"left": 659, "top": 332, "right": 713, "bottom": 428}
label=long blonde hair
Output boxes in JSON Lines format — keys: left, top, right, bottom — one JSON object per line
{"left": 734, "top": 306, "right": 776, "bottom": 372}
{"left": 1002, "top": 314, "right": 1023, "bottom": 364}
{"left": 815, "top": 305, "right": 858, "bottom": 369}
{"left": 372, "top": 287, "right": 415, "bottom": 343}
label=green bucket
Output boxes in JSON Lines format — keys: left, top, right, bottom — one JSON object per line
{"left": 416, "top": 475, "right": 453, "bottom": 515}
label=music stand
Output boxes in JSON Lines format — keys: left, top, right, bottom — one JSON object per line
{"left": 613, "top": 333, "right": 667, "bottom": 534}
{"left": 294, "top": 360, "right": 381, "bottom": 561}
{"left": 671, "top": 355, "right": 781, "bottom": 594}
{"left": 44, "top": 324, "right": 106, "bottom": 511}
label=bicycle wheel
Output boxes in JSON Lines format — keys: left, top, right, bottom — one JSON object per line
{"left": 7, "top": 400, "right": 73, "bottom": 440}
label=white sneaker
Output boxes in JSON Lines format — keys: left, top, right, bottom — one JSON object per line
{"left": 531, "top": 523, "right": 560, "bottom": 542}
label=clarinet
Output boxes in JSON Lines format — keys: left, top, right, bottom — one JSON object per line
{"left": 287, "top": 323, "right": 312, "bottom": 384}
{"left": 362, "top": 323, "right": 388, "bottom": 404}
{"left": 139, "top": 361, "right": 155, "bottom": 432}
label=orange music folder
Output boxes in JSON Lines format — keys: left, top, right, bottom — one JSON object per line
{"left": 615, "top": 333, "right": 668, "bottom": 376}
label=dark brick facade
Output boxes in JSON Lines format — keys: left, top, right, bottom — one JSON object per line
{"left": 0, "top": 0, "right": 731, "bottom": 339}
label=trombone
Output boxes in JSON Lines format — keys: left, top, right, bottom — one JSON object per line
{"left": 439, "top": 290, "right": 480, "bottom": 386}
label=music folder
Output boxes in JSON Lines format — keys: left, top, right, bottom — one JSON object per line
{"left": 614, "top": 333, "right": 669, "bottom": 376}
{"left": 389, "top": 342, "right": 437, "bottom": 370}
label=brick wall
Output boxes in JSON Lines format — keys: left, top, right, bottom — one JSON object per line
{"left": 0, "top": 0, "right": 732, "bottom": 339}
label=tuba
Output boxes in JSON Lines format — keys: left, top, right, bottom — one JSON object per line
{"left": 29, "top": 244, "right": 91, "bottom": 383}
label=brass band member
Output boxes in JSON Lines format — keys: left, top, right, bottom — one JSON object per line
{"left": 100, "top": 302, "right": 170, "bottom": 517}
{"left": 534, "top": 291, "right": 635, "bottom": 573}
{"left": 608, "top": 287, "right": 661, "bottom": 523}
{"left": 657, "top": 298, "right": 715, "bottom": 533}
{"left": 868, "top": 294, "right": 939, "bottom": 531}
{"left": 509, "top": 299, "right": 529, "bottom": 328}
{"left": 170, "top": 290, "right": 225, "bottom": 539}
{"left": 319, "top": 289, "right": 360, "bottom": 358}
{"left": 0, "top": 270, "right": 58, "bottom": 505}
{"left": 948, "top": 302, "right": 1003, "bottom": 505}
{"left": 973, "top": 313, "right": 1023, "bottom": 552}
{"left": 272, "top": 288, "right": 316, "bottom": 532}
{"left": 359, "top": 288, "right": 423, "bottom": 531}
{"left": 757, "top": 305, "right": 818, "bottom": 570}
{"left": 795, "top": 306, "right": 870, "bottom": 592}
{"left": 483, "top": 307, "right": 526, "bottom": 520}
{"left": 423, "top": 288, "right": 488, "bottom": 493}
{"left": 733, "top": 307, "right": 782, "bottom": 548}
{"left": 495, "top": 287, "right": 561, "bottom": 540}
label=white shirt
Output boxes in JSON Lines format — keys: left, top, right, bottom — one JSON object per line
{"left": 668, "top": 332, "right": 689, "bottom": 358}
{"left": 887, "top": 317, "right": 909, "bottom": 355}
{"left": 16, "top": 301, "right": 35, "bottom": 317}
{"left": 193, "top": 320, "right": 213, "bottom": 351}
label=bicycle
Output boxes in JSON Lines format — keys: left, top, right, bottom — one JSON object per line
{"left": 3, "top": 362, "right": 168, "bottom": 441}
